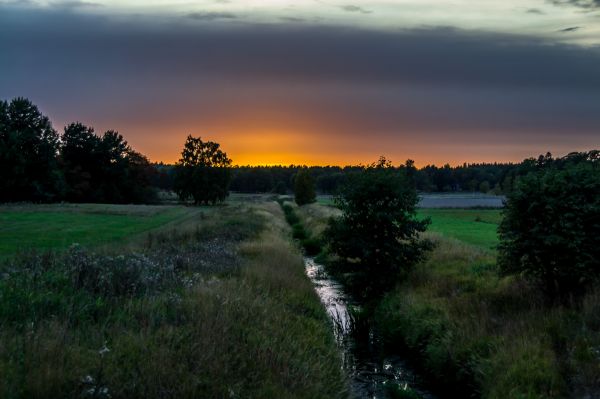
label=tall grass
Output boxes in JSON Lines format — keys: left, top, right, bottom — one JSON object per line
{"left": 0, "top": 202, "right": 348, "bottom": 398}
{"left": 278, "top": 200, "right": 324, "bottom": 256}
{"left": 375, "top": 234, "right": 600, "bottom": 398}
{"left": 297, "top": 203, "right": 600, "bottom": 398}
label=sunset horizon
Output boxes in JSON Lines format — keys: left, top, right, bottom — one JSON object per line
{"left": 1, "top": 2, "right": 599, "bottom": 398}
{"left": 2, "top": 0, "right": 598, "bottom": 168}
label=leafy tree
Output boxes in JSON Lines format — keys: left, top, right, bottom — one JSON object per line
{"left": 174, "top": 136, "right": 232, "bottom": 205}
{"left": 0, "top": 98, "right": 63, "bottom": 202}
{"left": 61, "top": 122, "right": 100, "bottom": 202}
{"left": 120, "top": 150, "right": 157, "bottom": 204}
{"left": 294, "top": 168, "right": 316, "bottom": 205}
{"left": 325, "top": 157, "right": 431, "bottom": 298}
{"left": 498, "top": 152, "right": 600, "bottom": 300}
{"left": 61, "top": 122, "right": 156, "bottom": 203}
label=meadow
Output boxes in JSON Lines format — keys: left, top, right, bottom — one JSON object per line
{"left": 0, "top": 204, "right": 200, "bottom": 257}
{"left": 0, "top": 201, "right": 348, "bottom": 399}
{"left": 2, "top": 198, "right": 597, "bottom": 399}
{"left": 418, "top": 209, "right": 501, "bottom": 250}
{"left": 297, "top": 203, "right": 600, "bottom": 399}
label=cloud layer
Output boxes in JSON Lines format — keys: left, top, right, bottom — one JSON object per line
{"left": 0, "top": 6, "right": 599, "bottom": 164}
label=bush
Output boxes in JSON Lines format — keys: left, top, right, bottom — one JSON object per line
{"left": 282, "top": 204, "right": 300, "bottom": 225}
{"left": 294, "top": 168, "right": 316, "bottom": 206}
{"left": 325, "top": 157, "right": 431, "bottom": 298}
{"left": 292, "top": 223, "right": 307, "bottom": 240}
{"left": 498, "top": 152, "right": 600, "bottom": 300}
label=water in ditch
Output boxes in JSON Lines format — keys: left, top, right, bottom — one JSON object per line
{"left": 305, "top": 257, "right": 435, "bottom": 399}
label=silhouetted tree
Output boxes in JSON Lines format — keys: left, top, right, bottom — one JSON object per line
{"left": 61, "top": 122, "right": 156, "bottom": 203}
{"left": 294, "top": 168, "right": 316, "bottom": 205}
{"left": 173, "top": 136, "right": 232, "bottom": 205}
{"left": 325, "top": 157, "right": 431, "bottom": 298}
{"left": 61, "top": 122, "right": 100, "bottom": 202}
{"left": 0, "top": 98, "right": 63, "bottom": 202}
{"left": 498, "top": 152, "right": 600, "bottom": 300}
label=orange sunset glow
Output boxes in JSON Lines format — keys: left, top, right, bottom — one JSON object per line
{"left": 1, "top": 0, "right": 599, "bottom": 166}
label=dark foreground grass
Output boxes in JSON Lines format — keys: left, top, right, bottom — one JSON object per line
{"left": 375, "top": 234, "right": 600, "bottom": 398}
{"left": 417, "top": 209, "right": 501, "bottom": 250}
{"left": 0, "top": 204, "right": 199, "bottom": 257}
{"left": 0, "top": 202, "right": 347, "bottom": 399}
{"left": 298, "top": 203, "right": 600, "bottom": 398}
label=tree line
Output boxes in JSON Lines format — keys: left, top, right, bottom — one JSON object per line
{"left": 0, "top": 98, "right": 156, "bottom": 203}
{"left": 152, "top": 160, "right": 553, "bottom": 196}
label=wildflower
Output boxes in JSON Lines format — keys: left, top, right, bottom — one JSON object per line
{"left": 98, "top": 343, "right": 110, "bottom": 356}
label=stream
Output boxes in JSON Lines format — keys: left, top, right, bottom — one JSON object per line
{"left": 305, "top": 258, "right": 435, "bottom": 399}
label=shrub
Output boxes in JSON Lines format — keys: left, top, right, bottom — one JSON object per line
{"left": 294, "top": 168, "right": 316, "bottom": 206}
{"left": 325, "top": 157, "right": 431, "bottom": 298}
{"left": 498, "top": 152, "right": 600, "bottom": 300}
{"left": 292, "top": 223, "right": 307, "bottom": 240}
{"left": 301, "top": 237, "right": 322, "bottom": 256}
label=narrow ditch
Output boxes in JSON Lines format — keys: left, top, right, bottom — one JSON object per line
{"left": 304, "top": 257, "right": 436, "bottom": 399}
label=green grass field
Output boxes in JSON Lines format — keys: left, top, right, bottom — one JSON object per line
{"left": 0, "top": 204, "right": 198, "bottom": 256}
{"left": 418, "top": 208, "right": 501, "bottom": 250}
{"left": 0, "top": 202, "right": 347, "bottom": 398}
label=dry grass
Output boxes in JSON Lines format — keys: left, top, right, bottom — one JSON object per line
{"left": 0, "top": 201, "right": 348, "bottom": 399}
{"left": 296, "top": 203, "right": 600, "bottom": 398}
{"left": 295, "top": 203, "right": 341, "bottom": 237}
{"left": 377, "top": 234, "right": 600, "bottom": 398}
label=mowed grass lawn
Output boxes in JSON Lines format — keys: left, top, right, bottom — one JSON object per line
{"left": 0, "top": 204, "right": 198, "bottom": 256}
{"left": 418, "top": 208, "right": 502, "bottom": 250}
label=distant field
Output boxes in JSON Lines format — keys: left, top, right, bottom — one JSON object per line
{"left": 0, "top": 204, "right": 196, "bottom": 256}
{"left": 418, "top": 208, "right": 501, "bottom": 250}
{"left": 418, "top": 193, "right": 505, "bottom": 208}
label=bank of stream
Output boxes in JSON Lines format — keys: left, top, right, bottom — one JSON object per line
{"left": 304, "top": 257, "right": 435, "bottom": 399}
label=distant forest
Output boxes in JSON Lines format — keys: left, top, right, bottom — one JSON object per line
{"left": 2, "top": 97, "right": 596, "bottom": 203}
{"left": 152, "top": 158, "right": 560, "bottom": 196}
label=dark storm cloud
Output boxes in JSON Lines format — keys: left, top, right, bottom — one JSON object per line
{"left": 49, "top": 1, "right": 103, "bottom": 9}
{"left": 339, "top": 5, "right": 372, "bottom": 14}
{"left": 0, "top": 5, "right": 598, "bottom": 155}
{"left": 186, "top": 11, "right": 238, "bottom": 21}
{"left": 2, "top": 7, "right": 597, "bottom": 90}
{"left": 558, "top": 26, "right": 581, "bottom": 31}
{"left": 526, "top": 8, "right": 545, "bottom": 14}
{"left": 280, "top": 16, "right": 306, "bottom": 22}
{"left": 548, "top": 0, "right": 600, "bottom": 10}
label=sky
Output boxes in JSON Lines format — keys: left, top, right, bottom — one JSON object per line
{"left": 1, "top": 0, "right": 599, "bottom": 166}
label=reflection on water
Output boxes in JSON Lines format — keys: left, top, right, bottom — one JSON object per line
{"left": 305, "top": 258, "right": 435, "bottom": 399}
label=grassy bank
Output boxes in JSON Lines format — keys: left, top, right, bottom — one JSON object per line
{"left": 297, "top": 203, "right": 600, "bottom": 398}
{"left": 0, "top": 201, "right": 347, "bottom": 398}
{"left": 376, "top": 233, "right": 600, "bottom": 398}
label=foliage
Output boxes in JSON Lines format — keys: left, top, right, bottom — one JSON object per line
{"left": 173, "top": 135, "right": 232, "bottom": 205}
{"left": 0, "top": 98, "right": 156, "bottom": 204}
{"left": 0, "top": 98, "right": 63, "bottom": 202}
{"left": 61, "top": 123, "right": 157, "bottom": 203}
{"left": 279, "top": 202, "right": 324, "bottom": 256}
{"left": 325, "top": 157, "right": 431, "bottom": 298}
{"left": 498, "top": 151, "right": 600, "bottom": 300}
{"left": 226, "top": 162, "right": 519, "bottom": 195}
{"left": 371, "top": 230, "right": 600, "bottom": 399}
{"left": 294, "top": 168, "right": 317, "bottom": 205}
